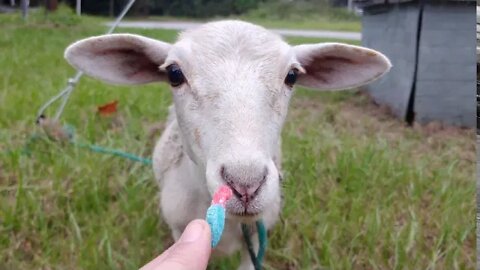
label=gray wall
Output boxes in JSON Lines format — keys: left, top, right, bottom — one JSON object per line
{"left": 361, "top": 4, "right": 420, "bottom": 120}
{"left": 361, "top": 2, "right": 475, "bottom": 127}
{"left": 414, "top": 3, "right": 475, "bottom": 127}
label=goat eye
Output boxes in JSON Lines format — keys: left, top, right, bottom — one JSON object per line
{"left": 284, "top": 69, "right": 298, "bottom": 87}
{"left": 166, "top": 64, "right": 185, "bottom": 87}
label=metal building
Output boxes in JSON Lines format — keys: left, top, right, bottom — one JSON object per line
{"left": 354, "top": 0, "right": 475, "bottom": 127}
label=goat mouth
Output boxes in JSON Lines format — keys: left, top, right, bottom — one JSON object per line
{"left": 232, "top": 211, "right": 261, "bottom": 217}
{"left": 226, "top": 206, "right": 262, "bottom": 218}
{"left": 224, "top": 189, "right": 265, "bottom": 218}
{"left": 228, "top": 212, "right": 261, "bottom": 222}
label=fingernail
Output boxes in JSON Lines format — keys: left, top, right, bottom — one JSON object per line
{"left": 179, "top": 220, "right": 205, "bottom": 243}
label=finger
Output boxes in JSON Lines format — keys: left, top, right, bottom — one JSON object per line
{"left": 140, "top": 219, "right": 212, "bottom": 270}
{"left": 140, "top": 243, "right": 174, "bottom": 270}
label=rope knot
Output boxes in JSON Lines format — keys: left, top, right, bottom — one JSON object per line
{"left": 67, "top": 78, "right": 77, "bottom": 86}
{"left": 36, "top": 115, "right": 74, "bottom": 142}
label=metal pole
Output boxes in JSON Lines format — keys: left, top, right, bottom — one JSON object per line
{"left": 20, "top": 0, "right": 29, "bottom": 20}
{"left": 109, "top": 0, "right": 114, "bottom": 17}
{"left": 107, "top": 0, "right": 136, "bottom": 34}
{"left": 76, "top": 0, "right": 81, "bottom": 16}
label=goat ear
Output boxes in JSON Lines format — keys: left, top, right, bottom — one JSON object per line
{"left": 293, "top": 43, "right": 391, "bottom": 91}
{"left": 64, "top": 34, "right": 171, "bottom": 85}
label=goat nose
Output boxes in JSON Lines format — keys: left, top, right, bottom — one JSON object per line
{"left": 228, "top": 182, "right": 263, "bottom": 204}
{"left": 220, "top": 164, "right": 268, "bottom": 203}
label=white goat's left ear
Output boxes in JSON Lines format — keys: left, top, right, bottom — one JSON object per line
{"left": 293, "top": 43, "right": 391, "bottom": 91}
{"left": 65, "top": 34, "right": 171, "bottom": 85}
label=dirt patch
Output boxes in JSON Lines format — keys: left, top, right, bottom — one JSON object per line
{"left": 290, "top": 96, "right": 325, "bottom": 114}
{"left": 353, "top": 91, "right": 474, "bottom": 139}
{"left": 338, "top": 91, "right": 475, "bottom": 157}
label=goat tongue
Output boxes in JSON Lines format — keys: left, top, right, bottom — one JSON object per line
{"left": 211, "top": 185, "right": 233, "bottom": 207}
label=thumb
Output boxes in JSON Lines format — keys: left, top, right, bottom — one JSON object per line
{"left": 140, "top": 219, "right": 212, "bottom": 270}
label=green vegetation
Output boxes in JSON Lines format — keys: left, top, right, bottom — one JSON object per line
{"left": 236, "top": 17, "right": 360, "bottom": 32}
{"left": 68, "top": 0, "right": 362, "bottom": 32}
{"left": 0, "top": 11, "right": 475, "bottom": 270}
{"left": 239, "top": 0, "right": 361, "bottom": 31}
{"left": 137, "top": 14, "right": 361, "bottom": 32}
{"left": 137, "top": 3, "right": 362, "bottom": 32}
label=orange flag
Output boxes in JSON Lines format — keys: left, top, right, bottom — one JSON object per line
{"left": 97, "top": 100, "right": 118, "bottom": 116}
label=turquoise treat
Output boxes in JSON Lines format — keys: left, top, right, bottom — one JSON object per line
{"left": 206, "top": 204, "right": 225, "bottom": 248}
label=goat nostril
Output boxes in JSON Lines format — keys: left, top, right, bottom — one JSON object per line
{"left": 234, "top": 184, "right": 251, "bottom": 203}
{"left": 226, "top": 181, "right": 265, "bottom": 204}
{"left": 228, "top": 183, "right": 244, "bottom": 201}
{"left": 220, "top": 165, "right": 226, "bottom": 180}
{"left": 219, "top": 164, "right": 269, "bottom": 204}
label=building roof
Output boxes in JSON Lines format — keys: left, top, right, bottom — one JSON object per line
{"left": 354, "top": 0, "right": 474, "bottom": 8}
{"left": 477, "top": 6, "right": 480, "bottom": 63}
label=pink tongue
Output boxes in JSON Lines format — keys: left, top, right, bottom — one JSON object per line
{"left": 212, "top": 185, "right": 233, "bottom": 206}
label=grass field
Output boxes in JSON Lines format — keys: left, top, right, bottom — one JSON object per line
{"left": 0, "top": 11, "right": 476, "bottom": 270}
{"left": 139, "top": 15, "right": 361, "bottom": 32}
{"left": 142, "top": 1, "right": 362, "bottom": 32}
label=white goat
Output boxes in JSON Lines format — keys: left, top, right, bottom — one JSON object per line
{"left": 64, "top": 20, "right": 391, "bottom": 269}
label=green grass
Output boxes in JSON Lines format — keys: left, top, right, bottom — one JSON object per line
{"left": 233, "top": 15, "right": 361, "bottom": 32}
{"left": 139, "top": 1, "right": 361, "bottom": 32}
{"left": 0, "top": 11, "right": 475, "bottom": 270}
{"left": 139, "top": 15, "right": 361, "bottom": 32}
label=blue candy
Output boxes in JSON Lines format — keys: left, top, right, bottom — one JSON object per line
{"left": 206, "top": 204, "right": 226, "bottom": 248}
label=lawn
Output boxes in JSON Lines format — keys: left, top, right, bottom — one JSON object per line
{"left": 0, "top": 11, "right": 475, "bottom": 270}
{"left": 137, "top": 15, "right": 361, "bottom": 32}
{"left": 139, "top": 2, "right": 362, "bottom": 32}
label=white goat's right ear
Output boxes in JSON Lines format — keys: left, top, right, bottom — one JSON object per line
{"left": 64, "top": 34, "right": 172, "bottom": 85}
{"left": 293, "top": 43, "right": 391, "bottom": 91}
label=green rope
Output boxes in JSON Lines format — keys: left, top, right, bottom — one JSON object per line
{"left": 241, "top": 220, "right": 267, "bottom": 270}
{"left": 74, "top": 141, "right": 152, "bottom": 165}
{"left": 242, "top": 223, "right": 257, "bottom": 268}
{"left": 61, "top": 123, "right": 152, "bottom": 165}
{"left": 256, "top": 220, "right": 267, "bottom": 265}
{"left": 4, "top": 124, "right": 152, "bottom": 166}
{"left": 9, "top": 124, "right": 266, "bottom": 268}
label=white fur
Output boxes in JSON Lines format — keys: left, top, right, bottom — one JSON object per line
{"left": 64, "top": 20, "right": 391, "bottom": 270}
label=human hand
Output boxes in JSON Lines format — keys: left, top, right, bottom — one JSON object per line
{"left": 140, "top": 219, "right": 212, "bottom": 270}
